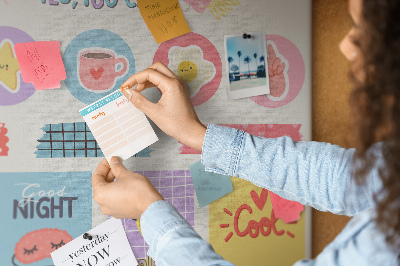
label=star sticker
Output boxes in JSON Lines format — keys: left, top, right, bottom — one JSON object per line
{"left": 0, "top": 39, "right": 20, "bottom": 93}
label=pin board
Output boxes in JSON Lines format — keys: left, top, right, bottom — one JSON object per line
{"left": 0, "top": 1, "right": 311, "bottom": 265}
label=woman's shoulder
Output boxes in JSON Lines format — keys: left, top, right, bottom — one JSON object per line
{"left": 324, "top": 209, "right": 399, "bottom": 265}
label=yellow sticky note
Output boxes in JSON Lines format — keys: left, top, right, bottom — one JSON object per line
{"left": 137, "top": 0, "right": 191, "bottom": 44}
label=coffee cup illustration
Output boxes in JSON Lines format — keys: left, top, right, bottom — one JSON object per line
{"left": 78, "top": 48, "right": 129, "bottom": 93}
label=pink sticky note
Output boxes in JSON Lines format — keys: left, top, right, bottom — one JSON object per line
{"left": 14, "top": 41, "right": 66, "bottom": 90}
{"left": 270, "top": 191, "right": 304, "bottom": 223}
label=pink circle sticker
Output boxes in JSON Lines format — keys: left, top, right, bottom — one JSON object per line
{"left": 153, "top": 32, "right": 222, "bottom": 106}
{"left": 250, "top": 34, "right": 305, "bottom": 108}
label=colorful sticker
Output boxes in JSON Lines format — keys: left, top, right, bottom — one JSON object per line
{"left": 183, "top": 0, "right": 240, "bottom": 20}
{"left": 123, "top": 170, "right": 195, "bottom": 260}
{"left": 210, "top": 177, "right": 306, "bottom": 265}
{"left": 189, "top": 160, "right": 233, "bottom": 208}
{"left": 35, "top": 122, "right": 153, "bottom": 158}
{"left": 153, "top": 32, "right": 222, "bottom": 106}
{"left": 250, "top": 35, "right": 305, "bottom": 108}
{"left": 179, "top": 124, "right": 303, "bottom": 154}
{"left": 0, "top": 123, "right": 9, "bottom": 156}
{"left": 64, "top": 29, "right": 135, "bottom": 104}
{"left": 137, "top": 0, "right": 191, "bottom": 44}
{"left": 0, "top": 26, "right": 35, "bottom": 106}
{"left": 269, "top": 191, "right": 304, "bottom": 224}
{"left": 0, "top": 172, "right": 92, "bottom": 265}
{"left": 14, "top": 41, "right": 67, "bottom": 90}
{"left": 14, "top": 228, "right": 73, "bottom": 264}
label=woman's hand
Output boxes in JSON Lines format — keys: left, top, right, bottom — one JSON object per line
{"left": 92, "top": 157, "right": 164, "bottom": 220}
{"left": 121, "top": 62, "right": 206, "bottom": 152}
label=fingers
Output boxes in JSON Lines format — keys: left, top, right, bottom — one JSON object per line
{"left": 147, "top": 61, "right": 177, "bottom": 79}
{"left": 268, "top": 44, "right": 276, "bottom": 59}
{"left": 92, "top": 158, "right": 111, "bottom": 189}
{"left": 135, "top": 81, "right": 157, "bottom": 92}
{"left": 121, "top": 68, "right": 174, "bottom": 94}
{"left": 276, "top": 62, "right": 286, "bottom": 75}
{"left": 105, "top": 169, "right": 116, "bottom": 183}
{"left": 109, "top": 156, "right": 130, "bottom": 178}
{"left": 127, "top": 64, "right": 178, "bottom": 92}
{"left": 121, "top": 89, "right": 158, "bottom": 117}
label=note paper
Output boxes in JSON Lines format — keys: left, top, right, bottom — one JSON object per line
{"left": 51, "top": 218, "right": 137, "bottom": 266}
{"left": 189, "top": 160, "right": 233, "bottom": 208}
{"left": 269, "top": 192, "right": 304, "bottom": 223}
{"left": 137, "top": 0, "right": 191, "bottom": 44}
{"left": 14, "top": 41, "right": 66, "bottom": 90}
{"left": 79, "top": 90, "right": 158, "bottom": 162}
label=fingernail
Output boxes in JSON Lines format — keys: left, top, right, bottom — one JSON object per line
{"left": 123, "top": 89, "right": 133, "bottom": 100}
{"left": 110, "top": 156, "right": 122, "bottom": 165}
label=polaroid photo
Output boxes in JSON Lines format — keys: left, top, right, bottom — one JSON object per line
{"left": 224, "top": 31, "right": 270, "bottom": 100}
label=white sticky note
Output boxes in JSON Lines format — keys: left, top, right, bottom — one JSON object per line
{"left": 51, "top": 218, "right": 137, "bottom": 266}
{"left": 79, "top": 90, "right": 158, "bottom": 162}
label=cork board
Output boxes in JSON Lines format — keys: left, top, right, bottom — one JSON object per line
{"left": 0, "top": 1, "right": 312, "bottom": 265}
{"left": 0, "top": 0, "right": 356, "bottom": 263}
{"left": 312, "top": 0, "right": 353, "bottom": 257}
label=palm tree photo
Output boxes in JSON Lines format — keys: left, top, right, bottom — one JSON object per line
{"left": 228, "top": 56, "right": 234, "bottom": 73}
{"left": 260, "top": 55, "right": 265, "bottom": 71}
{"left": 253, "top": 53, "right": 258, "bottom": 73}
{"left": 244, "top": 56, "right": 251, "bottom": 77}
{"left": 237, "top": 51, "right": 242, "bottom": 76}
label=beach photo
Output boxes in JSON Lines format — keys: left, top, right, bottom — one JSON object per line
{"left": 225, "top": 31, "right": 270, "bottom": 100}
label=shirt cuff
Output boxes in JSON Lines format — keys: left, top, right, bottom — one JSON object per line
{"left": 201, "top": 124, "right": 245, "bottom": 176}
{"left": 140, "top": 200, "right": 192, "bottom": 259}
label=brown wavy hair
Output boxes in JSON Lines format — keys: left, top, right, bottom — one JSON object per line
{"left": 350, "top": 0, "right": 400, "bottom": 252}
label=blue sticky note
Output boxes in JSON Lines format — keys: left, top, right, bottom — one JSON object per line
{"left": 189, "top": 160, "right": 233, "bottom": 208}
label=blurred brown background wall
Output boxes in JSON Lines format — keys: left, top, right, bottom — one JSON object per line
{"left": 312, "top": 0, "right": 353, "bottom": 257}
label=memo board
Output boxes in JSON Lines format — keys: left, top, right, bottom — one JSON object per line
{"left": 0, "top": 0, "right": 312, "bottom": 265}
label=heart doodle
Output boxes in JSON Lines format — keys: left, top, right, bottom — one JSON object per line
{"left": 90, "top": 67, "right": 104, "bottom": 80}
{"left": 250, "top": 189, "right": 268, "bottom": 211}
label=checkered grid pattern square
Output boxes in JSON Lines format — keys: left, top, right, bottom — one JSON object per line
{"left": 36, "top": 122, "right": 103, "bottom": 158}
{"left": 121, "top": 170, "right": 195, "bottom": 260}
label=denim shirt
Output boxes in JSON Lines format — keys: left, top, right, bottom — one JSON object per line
{"left": 140, "top": 124, "right": 399, "bottom": 265}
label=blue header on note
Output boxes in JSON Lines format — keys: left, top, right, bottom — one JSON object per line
{"left": 79, "top": 91, "right": 123, "bottom": 116}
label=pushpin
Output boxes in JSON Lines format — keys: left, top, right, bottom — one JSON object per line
{"left": 83, "top": 233, "right": 96, "bottom": 240}
{"left": 243, "top": 33, "right": 252, "bottom": 39}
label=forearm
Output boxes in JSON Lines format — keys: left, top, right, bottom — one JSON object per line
{"left": 141, "top": 200, "right": 234, "bottom": 265}
{"left": 201, "top": 124, "right": 380, "bottom": 216}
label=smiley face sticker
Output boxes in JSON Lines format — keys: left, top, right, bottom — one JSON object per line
{"left": 154, "top": 32, "right": 222, "bottom": 106}
{"left": 168, "top": 45, "right": 216, "bottom": 97}
{"left": 178, "top": 61, "right": 198, "bottom": 82}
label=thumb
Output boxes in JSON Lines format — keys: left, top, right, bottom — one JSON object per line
{"left": 122, "top": 88, "right": 155, "bottom": 115}
{"left": 109, "top": 156, "right": 129, "bottom": 178}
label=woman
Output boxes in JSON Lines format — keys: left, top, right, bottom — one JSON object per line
{"left": 91, "top": 0, "right": 400, "bottom": 264}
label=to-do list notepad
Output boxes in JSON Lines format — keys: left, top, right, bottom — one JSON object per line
{"left": 80, "top": 90, "right": 158, "bottom": 162}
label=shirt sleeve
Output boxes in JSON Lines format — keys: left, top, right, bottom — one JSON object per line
{"left": 201, "top": 124, "right": 383, "bottom": 216}
{"left": 141, "top": 200, "right": 235, "bottom": 266}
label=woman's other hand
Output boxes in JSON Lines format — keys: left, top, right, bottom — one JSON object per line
{"left": 92, "top": 157, "right": 164, "bottom": 220}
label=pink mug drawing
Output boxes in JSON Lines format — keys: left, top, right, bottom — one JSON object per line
{"left": 78, "top": 48, "right": 129, "bottom": 93}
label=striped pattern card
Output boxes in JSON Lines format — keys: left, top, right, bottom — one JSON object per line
{"left": 80, "top": 90, "right": 158, "bottom": 162}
